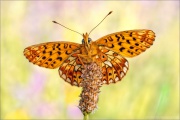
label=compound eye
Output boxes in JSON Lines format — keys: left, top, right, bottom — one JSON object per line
{"left": 82, "top": 39, "right": 85, "bottom": 44}
{"left": 88, "top": 38, "right": 92, "bottom": 43}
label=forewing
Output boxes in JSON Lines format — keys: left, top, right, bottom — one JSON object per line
{"left": 23, "top": 41, "right": 80, "bottom": 69}
{"left": 97, "top": 46, "right": 129, "bottom": 85}
{"left": 96, "top": 29, "right": 155, "bottom": 57}
{"left": 58, "top": 50, "right": 83, "bottom": 87}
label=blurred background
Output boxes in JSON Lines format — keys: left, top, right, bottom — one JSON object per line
{"left": 1, "top": 1, "right": 179, "bottom": 119}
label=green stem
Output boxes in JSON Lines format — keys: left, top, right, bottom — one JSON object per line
{"left": 83, "top": 112, "right": 89, "bottom": 120}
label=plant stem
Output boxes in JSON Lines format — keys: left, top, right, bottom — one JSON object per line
{"left": 83, "top": 112, "right": 89, "bottom": 120}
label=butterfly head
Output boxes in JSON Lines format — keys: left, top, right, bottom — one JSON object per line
{"left": 82, "top": 38, "right": 92, "bottom": 44}
{"left": 82, "top": 33, "right": 92, "bottom": 50}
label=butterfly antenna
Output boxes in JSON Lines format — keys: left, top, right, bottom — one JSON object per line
{"left": 52, "top": 21, "right": 83, "bottom": 36}
{"left": 89, "top": 11, "right": 113, "bottom": 35}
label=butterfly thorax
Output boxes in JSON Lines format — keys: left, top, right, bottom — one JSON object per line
{"left": 79, "top": 33, "right": 100, "bottom": 64}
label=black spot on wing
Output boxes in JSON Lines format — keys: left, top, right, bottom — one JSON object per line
{"left": 104, "top": 39, "right": 108, "bottom": 43}
{"left": 44, "top": 45, "right": 47, "bottom": 49}
{"left": 129, "top": 32, "right": 132, "bottom": 37}
{"left": 65, "top": 50, "right": 71, "bottom": 55}
{"left": 126, "top": 40, "right": 130, "bottom": 44}
{"left": 107, "top": 36, "right": 113, "bottom": 41}
{"left": 130, "top": 46, "right": 134, "bottom": 49}
{"left": 49, "top": 51, "right": 52, "bottom": 55}
{"left": 115, "top": 34, "right": 120, "bottom": 41}
{"left": 64, "top": 44, "right": 68, "bottom": 49}
{"left": 135, "top": 43, "right": 139, "bottom": 46}
{"left": 118, "top": 42, "right": 122, "bottom": 46}
{"left": 109, "top": 44, "right": 114, "bottom": 48}
{"left": 57, "top": 51, "right": 61, "bottom": 55}
{"left": 57, "top": 57, "right": 62, "bottom": 61}
{"left": 119, "top": 47, "right": 125, "bottom": 52}
{"left": 48, "top": 58, "right": 52, "bottom": 61}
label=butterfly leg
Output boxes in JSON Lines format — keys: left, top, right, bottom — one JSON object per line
{"left": 77, "top": 54, "right": 85, "bottom": 67}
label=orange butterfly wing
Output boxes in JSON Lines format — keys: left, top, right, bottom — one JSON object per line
{"left": 97, "top": 46, "right": 128, "bottom": 85}
{"left": 23, "top": 41, "right": 81, "bottom": 69}
{"left": 58, "top": 50, "right": 83, "bottom": 87}
{"left": 96, "top": 29, "right": 155, "bottom": 57}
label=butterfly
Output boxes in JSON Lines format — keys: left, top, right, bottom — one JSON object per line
{"left": 24, "top": 29, "right": 155, "bottom": 87}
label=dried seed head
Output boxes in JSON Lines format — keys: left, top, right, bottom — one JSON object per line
{"left": 79, "top": 62, "right": 103, "bottom": 114}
